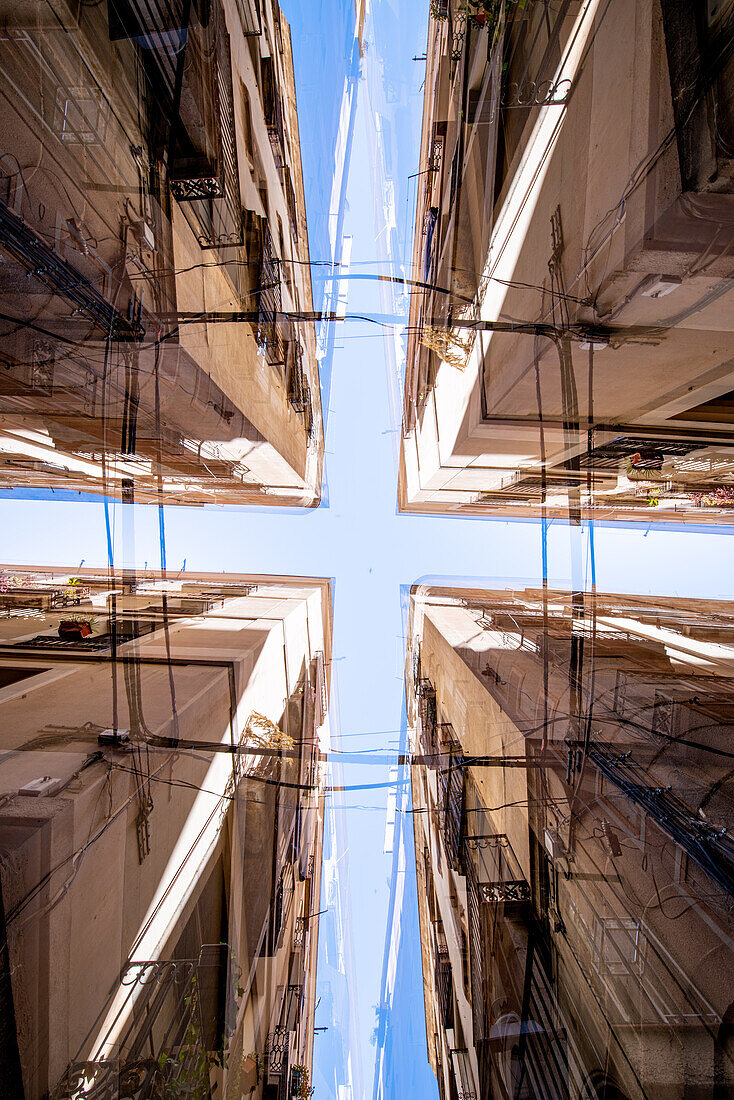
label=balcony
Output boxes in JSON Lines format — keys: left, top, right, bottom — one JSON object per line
{"left": 283, "top": 165, "right": 299, "bottom": 239}
{"left": 434, "top": 927, "right": 454, "bottom": 1030}
{"left": 0, "top": 584, "right": 86, "bottom": 612}
{"left": 287, "top": 343, "right": 310, "bottom": 414}
{"left": 237, "top": 0, "right": 262, "bottom": 37}
{"left": 271, "top": 863, "right": 295, "bottom": 951}
{"left": 449, "top": 1048, "right": 477, "bottom": 1100}
{"left": 266, "top": 1024, "right": 292, "bottom": 1098}
{"left": 417, "top": 679, "right": 438, "bottom": 755}
{"left": 462, "top": 833, "right": 530, "bottom": 907}
{"left": 51, "top": 947, "right": 228, "bottom": 1100}
{"left": 167, "top": 0, "right": 244, "bottom": 249}
{"left": 3, "top": 616, "right": 158, "bottom": 653}
{"left": 462, "top": 828, "right": 530, "bottom": 1057}
{"left": 266, "top": 987, "right": 302, "bottom": 1099}
{"left": 261, "top": 56, "right": 287, "bottom": 179}
{"left": 256, "top": 223, "right": 286, "bottom": 366}
{"left": 436, "top": 739, "right": 464, "bottom": 871}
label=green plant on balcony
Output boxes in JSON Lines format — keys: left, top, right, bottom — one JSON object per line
{"left": 158, "top": 975, "right": 233, "bottom": 1099}
{"left": 456, "top": 0, "right": 528, "bottom": 31}
{"left": 291, "top": 1064, "right": 315, "bottom": 1098}
{"left": 157, "top": 950, "right": 246, "bottom": 1100}
{"left": 64, "top": 576, "right": 88, "bottom": 603}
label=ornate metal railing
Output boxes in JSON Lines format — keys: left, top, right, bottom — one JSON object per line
{"left": 271, "top": 863, "right": 295, "bottom": 951}
{"left": 283, "top": 165, "right": 299, "bottom": 238}
{"left": 287, "top": 343, "right": 309, "bottom": 412}
{"left": 261, "top": 55, "right": 287, "bottom": 178}
{"left": 450, "top": 1048, "right": 478, "bottom": 1100}
{"left": 168, "top": 0, "right": 243, "bottom": 248}
{"left": 422, "top": 205, "right": 439, "bottom": 282}
{"left": 434, "top": 929, "right": 454, "bottom": 1029}
{"left": 463, "top": 833, "right": 530, "bottom": 905}
{"left": 418, "top": 681, "right": 437, "bottom": 755}
{"left": 462, "top": 848, "right": 486, "bottom": 1048}
{"left": 256, "top": 223, "right": 285, "bottom": 365}
{"left": 266, "top": 1024, "right": 292, "bottom": 1100}
{"left": 267, "top": 1024, "right": 290, "bottom": 1075}
{"left": 51, "top": 951, "right": 226, "bottom": 1100}
{"left": 442, "top": 748, "right": 465, "bottom": 871}
{"left": 287, "top": 350, "right": 313, "bottom": 437}
{"left": 460, "top": 830, "right": 531, "bottom": 1053}
{"left": 428, "top": 136, "right": 444, "bottom": 173}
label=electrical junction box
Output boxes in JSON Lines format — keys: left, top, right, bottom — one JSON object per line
{"left": 98, "top": 728, "right": 130, "bottom": 745}
{"left": 131, "top": 221, "right": 155, "bottom": 251}
{"left": 19, "top": 776, "right": 64, "bottom": 797}
{"left": 544, "top": 827, "right": 566, "bottom": 861}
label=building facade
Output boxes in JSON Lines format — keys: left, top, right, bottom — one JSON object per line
{"left": 0, "top": 566, "right": 331, "bottom": 1099}
{"left": 407, "top": 584, "right": 734, "bottom": 1098}
{"left": 0, "top": 0, "right": 323, "bottom": 506}
{"left": 400, "top": 0, "right": 734, "bottom": 523}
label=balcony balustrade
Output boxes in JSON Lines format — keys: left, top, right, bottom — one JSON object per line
{"left": 434, "top": 926, "right": 454, "bottom": 1030}
{"left": 437, "top": 741, "right": 464, "bottom": 871}
{"left": 52, "top": 948, "right": 228, "bottom": 1100}
{"left": 256, "top": 223, "right": 285, "bottom": 366}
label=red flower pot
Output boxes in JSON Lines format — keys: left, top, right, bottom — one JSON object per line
{"left": 58, "top": 620, "right": 92, "bottom": 640}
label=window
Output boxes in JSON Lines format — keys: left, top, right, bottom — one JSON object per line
{"left": 593, "top": 918, "right": 643, "bottom": 977}
{"left": 651, "top": 692, "right": 676, "bottom": 739}
{"left": 172, "top": 857, "right": 230, "bottom": 1052}
{"left": 240, "top": 83, "right": 255, "bottom": 166}
{"left": 53, "top": 87, "right": 109, "bottom": 145}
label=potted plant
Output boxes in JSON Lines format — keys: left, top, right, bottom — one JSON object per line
{"left": 63, "top": 576, "right": 90, "bottom": 604}
{"left": 58, "top": 615, "right": 97, "bottom": 641}
{"left": 291, "top": 1064, "right": 315, "bottom": 1098}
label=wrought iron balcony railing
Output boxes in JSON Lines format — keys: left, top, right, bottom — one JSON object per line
{"left": 287, "top": 344, "right": 309, "bottom": 412}
{"left": 293, "top": 915, "right": 307, "bottom": 947}
{"left": 261, "top": 56, "right": 287, "bottom": 178}
{"left": 167, "top": 0, "right": 244, "bottom": 249}
{"left": 256, "top": 223, "right": 285, "bottom": 365}
{"left": 449, "top": 1048, "right": 477, "bottom": 1100}
{"left": 463, "top": 832, "right": 530, "bottom": 906}
{"left": 434, "top": 925, "right": 454, "bottom": 1030}
{"left": 461, "top": 830, "right": 530, "bottom": 1053}
{"left": 51, "top": 947, "right": 228, "bottom": 1100}
{"left": 436, "top": 743, "right": 464, "bottom": 871}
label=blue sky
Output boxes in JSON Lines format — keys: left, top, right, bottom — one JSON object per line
{"left": 3, "top": 1, "right": 734, "bottom": 1097}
